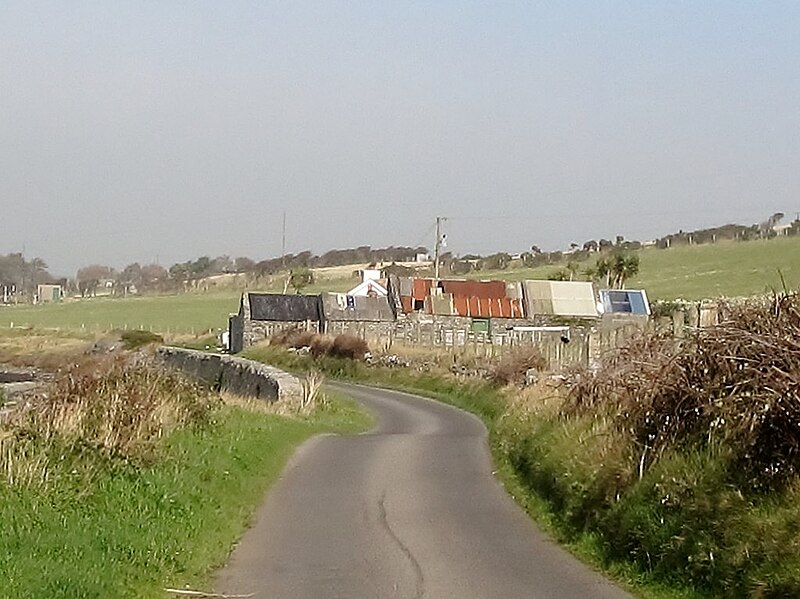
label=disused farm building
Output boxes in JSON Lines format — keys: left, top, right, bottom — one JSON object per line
{"left": 229, "top": 292, "right": 323, "bottom": 354}
{"left": 228, "top": 278, "right": 651, "bottom": 369}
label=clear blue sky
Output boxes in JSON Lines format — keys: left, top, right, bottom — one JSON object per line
{"left": 1, "top": 1, "right": 798, "bottom": 276}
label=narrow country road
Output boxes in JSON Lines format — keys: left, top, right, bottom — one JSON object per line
{"left": 215, "top": 383, "right": 634, "bottom": 599}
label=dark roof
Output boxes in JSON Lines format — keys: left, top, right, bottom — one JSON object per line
{"left": 247, "top": 293, "right": 322, "bottom": 322}
{"left": 320, "top": 293, "right": 396, "bottom": 322}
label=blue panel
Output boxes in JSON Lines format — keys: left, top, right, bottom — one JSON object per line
{"left": 628, "top": 292, "right": 648, "bottom": 315}
{"left": 600, "top": 290, "right": 649, "bottom": 315}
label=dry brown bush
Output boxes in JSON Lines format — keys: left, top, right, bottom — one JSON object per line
{"left": 329, "top": 335, "right": 369, "bottom": 360}
{"left": 270, "top": 328, "right": 316, "bottom": 349}
{"left": 310, "top": 335, "right": 334, "bottom": 358}
{"left": 492, "top": 347, "right": 547, "bottom": 387}
{"left": 567, "top": 293, "right": 800, "bottom": 489}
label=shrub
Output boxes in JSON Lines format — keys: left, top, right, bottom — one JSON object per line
{"left": 119, "top": 329, "right": 164, "bottom": 350}
{"left": 310, "top": 335, "right": 334, "bottom": 358}
{"left": 270, "top": 328, "right": 316, "bottom": 349}
{"left": 329, "top": 335, "right": 369, "bottom": 360}
{"left": 567, "top": 292, "right": 800, "bottom": 491}
{"left": 491, "top": 347, "right": 547, "bottom": 386}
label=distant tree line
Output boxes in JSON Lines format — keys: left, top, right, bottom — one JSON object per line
{"left": 654, "top": 213, "right": 795, "bottom": 248}
{"left": 5, "top": 212, "right": 794, "bottom": 303}
{"left": 69, "top": 246, "right": 429, "bottom": 298}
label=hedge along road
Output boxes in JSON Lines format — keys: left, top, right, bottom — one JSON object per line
{"left": 215, "top": 383, "right": 634, "bottom": 599}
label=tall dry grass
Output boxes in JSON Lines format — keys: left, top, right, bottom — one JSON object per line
{"left": 0, "top": 354, "right": 218, "bottom": 487}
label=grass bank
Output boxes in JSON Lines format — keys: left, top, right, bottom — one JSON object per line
{"left": 0, "top": 354, "right": 370, "bottom": 598}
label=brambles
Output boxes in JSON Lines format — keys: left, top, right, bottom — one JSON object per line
{"left": 568, "top": 292, "right": 800, "bottom": 490}
{"left": 119, "top": 329, "right": 164, "bottom": 349}
{"left": 329, "top": 334, "right": 369, "bottom": 360}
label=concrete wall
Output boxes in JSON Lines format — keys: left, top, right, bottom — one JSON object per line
{"left": 157, "top": 347, "right": 302, "bottom": 403}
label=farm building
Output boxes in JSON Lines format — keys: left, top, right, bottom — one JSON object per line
{"left": 394, "top": 277, "right": 525, "bottom": 318}
{"left": 320, "top": 293, "right": 396, "bottom": 347}
{"left": 346, "top": 277, "right": 389, "bottom": 298}
{"left": 228, "top": 292, "right": 323, "bottom": 353}
{"left": 36, "top": 284, "right": 63, "bottom": 303}
{"left": 522, "top": 280, "right": 599, "bottom": 318}
{"left": 599, "top": 289, "right": 650, "bottom": 315}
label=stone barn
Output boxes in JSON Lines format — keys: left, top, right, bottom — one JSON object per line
{"left": 320, "top": 292, "right": 396, "bottom": 349}
{"left": 229, "top": 292, "right": 323, "bottom": 354}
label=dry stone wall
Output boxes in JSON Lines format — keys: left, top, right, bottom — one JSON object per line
{"left": 157, "top": 347, "right": 302, "bottom": 402}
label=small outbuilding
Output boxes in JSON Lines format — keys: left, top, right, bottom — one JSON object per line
{"left": 522, "top": 280, "right": 599, "bottom": 318}
{"left": 228, "top": 292, "right": 323, "bottom": 353}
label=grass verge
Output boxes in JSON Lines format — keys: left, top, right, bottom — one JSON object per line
{"left": 0, "top": 365, "right": 369, "bottom": 598}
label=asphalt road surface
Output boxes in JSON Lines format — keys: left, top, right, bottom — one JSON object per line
{"left": 215, "top": 383, "right": 634, "bottom": 599}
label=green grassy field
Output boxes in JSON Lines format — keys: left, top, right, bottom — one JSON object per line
{"left": 0, "top": 292, "right": 241, "bottom": 334}
{"left": 1, "top": 236, "right": 798, "bottom": 334}
{"left": 469, "top": 236, "right": 800, "bottom": 300}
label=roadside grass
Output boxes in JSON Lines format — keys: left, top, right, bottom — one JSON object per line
{"left": 0, "top": 353, "right": 370, "bottom": 598}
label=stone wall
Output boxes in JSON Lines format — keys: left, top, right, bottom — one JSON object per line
{"left": 157, "top": 347, "right": 302, "bottom": 402}
{"left": 324, "top": 319, "right": 396, "bottom": 351}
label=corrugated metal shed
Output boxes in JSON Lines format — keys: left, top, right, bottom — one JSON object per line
{"left": 523, "top": 281, "right": 599, "bottom": 317}
{"left": 599, "top": 289, "right": 650, "bottom": 315}
{"left": 248, "top": 293, "right": 322, "bottom": 322}
{"left": 397, "top": 277, "right": 413, "bottom": 297}
{"left": 321, "top": 293, "right": 396, "bottom": 321}
{"left": 425, "top": 293, "right": 456, "bottom": 316}
{"left": 400, "top": 296, "right": 414, "bottom": 313}
{"left": 399, "top": 278, "right": 525, "bottom": 317}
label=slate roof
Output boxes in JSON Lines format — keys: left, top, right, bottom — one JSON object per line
{"left": 247, "top": 293, "right": 322, "bottom": 322}
{"left": 320, "top": 293, "right": 396, "bottom": 322}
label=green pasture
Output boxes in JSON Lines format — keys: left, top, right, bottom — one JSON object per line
{"left": 470, "top": 236, "right": 800, "bottom": 300}
{"left": 0, "top": 293, "right": 241, "bottom": 334}
{"left": 631, "top": 237, "right": 800, "bottom": 299}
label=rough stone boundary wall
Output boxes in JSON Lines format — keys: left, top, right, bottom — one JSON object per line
{"left": 157, "top": 347, "right": 302, "bottom": 403}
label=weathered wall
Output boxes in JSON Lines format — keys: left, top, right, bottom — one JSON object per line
{"left": 324, "top": 319, "right": 396, "bottom": 350}
{"left": 157, "top": 347, "right": 302, "bottom": 402}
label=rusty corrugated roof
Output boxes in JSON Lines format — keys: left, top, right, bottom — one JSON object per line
{"left": 412, "top": 278, "right": 433, "bottom": 301}
{"left": 441, "top": 279, "right": 507, "bottom": 299}
{"left": 450, "top": 295, "right": 525, "bottom": 318}
{"left": 401, "top": 278, "right": 527, "bottom": 317}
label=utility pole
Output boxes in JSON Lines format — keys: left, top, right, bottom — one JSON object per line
{"left": 281, "top": 211, "right": 287, "bottom": 270}
{"left": 433, "top": 216, "right": 446, "bottom": 280}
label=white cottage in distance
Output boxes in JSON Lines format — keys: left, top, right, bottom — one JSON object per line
{"left": 347, "top": 269, "right": 389, "bottom": 297}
